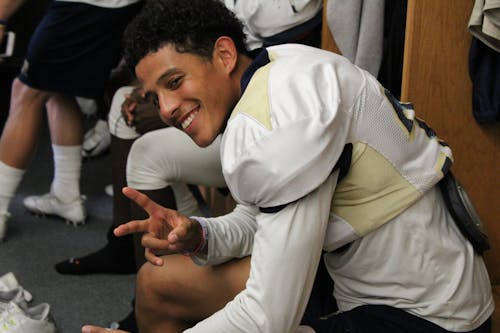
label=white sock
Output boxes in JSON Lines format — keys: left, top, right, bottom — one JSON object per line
{"left": 0, "top": 161, "right": 25, "bottom": 214}
{"left": 51, "top": 144, "right": 82, "bottom": 202}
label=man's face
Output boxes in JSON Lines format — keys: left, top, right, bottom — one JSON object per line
{"left": 136, "top": 43, "right": 238, "bottom": 147}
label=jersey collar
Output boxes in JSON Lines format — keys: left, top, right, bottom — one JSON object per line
{"left": 240, "top": 48, "right": 270, "bottom": 95}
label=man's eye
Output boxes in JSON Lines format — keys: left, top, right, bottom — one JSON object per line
{"left": 168, "top": 76, "right": 182, "bottom": 89}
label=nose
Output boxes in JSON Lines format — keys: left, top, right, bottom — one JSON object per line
{"left": 157, "top": 92, "right": 181, "bottom": 125}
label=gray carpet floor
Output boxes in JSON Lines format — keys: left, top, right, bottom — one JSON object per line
{"left": 0, "top": 120, "right": 136, "bottom": 333}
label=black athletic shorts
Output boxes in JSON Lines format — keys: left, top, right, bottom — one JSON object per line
{"left": 18, "top": 1, "right": 142, "bottom": 98}
{"left": 301, "top": 258, "right": 492, "bottom": 333}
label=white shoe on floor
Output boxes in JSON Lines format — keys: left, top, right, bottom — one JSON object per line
{"left": 82, "top": 119, "right": 111, "bottom": 159}
{"left": 0, "top": 288, "right": 25, "bottom": 313}
{"left": 0, "top": 212, "right": 10, "bottom": 242}
{"left": 23, "top": 193, "right": 87, "bottom": 226}
{"left": 0, "top": 301, "right": 56, "bottom": 333}
{"left": 0, "top": 273, "right": 32, "bottom": 303}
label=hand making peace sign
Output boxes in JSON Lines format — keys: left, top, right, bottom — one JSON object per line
{"left": 115, "top": 187, "right": 205, "bottom": 266}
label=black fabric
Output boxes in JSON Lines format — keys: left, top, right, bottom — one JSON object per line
{"left": 130, "top": 186, "right": 177, "bottom": 269}
{"left": 114, "top": 308, "right": 138, "bottom": 333}
{"left": 310, "top": 304, "right": 491, "bottom": 333}
{"left": 0, "top": 0, "right": 49, "bottom": 130}
{"left": 259, "top": 203, "right": 290, "bottom": 214}
{"left": 384, "top": 88, "right": 414, "bottom": 132}
{"left": 261, "top": 10, "right": 322, "bottom": 48}
{"left": 377, "top": 0, "right": 407, "bottom": 99}
{"left": 18, "top": 1, "right": 142, "bottom": 98}
{"left": 438, "top": 171, "right": 490, "bottom": 254}
{"left": 469, "top": 37, "right": 500, "bottom": 124}
{"left": 54, "top": 227, "right": 136, "bottom": 275}
{"left": 300, "top": 257, "right": 338, "bottom": 326}
{"left": 188, "top": 184, "right": 212, "bottom": 217}
{"left": 110, "top": 136, "right": 136, "bottom": 229}
{"left": 301, "top": 252, "right": 492, "bottom": 333}
{"left": 332, "top": 144, "right": 352, "bottom": 182}
{"left": 240, "top": 48, "right": 270, "bottom": 94}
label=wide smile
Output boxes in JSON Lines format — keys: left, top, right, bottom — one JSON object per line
{"left": 180, "top": 107, "right": 199, "bottom": 130}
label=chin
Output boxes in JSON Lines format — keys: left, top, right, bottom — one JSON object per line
{"left": 189, "top": 122, "right": 221, "bottom": 147}
{"left": 191, "top": 135, "right": 211, "bottom": 148}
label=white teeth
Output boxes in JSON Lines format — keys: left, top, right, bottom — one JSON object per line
{"left": 181, "top": 110, "right": 198, "bottom": 129}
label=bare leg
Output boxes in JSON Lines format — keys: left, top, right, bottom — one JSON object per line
{"left": 0, "top": 78, "right": 49, "bottom": 168}
{"left": 136, "top": 255, "right": 250, "bottom": 333}
{"left": 20, "top": 92, "right": 86, "bottom": 222}
{"left": 0, "top": 78, "right": 48, "bottom": 237}
{"left": 46, "top": 93, "right": 83, "bottom": 146}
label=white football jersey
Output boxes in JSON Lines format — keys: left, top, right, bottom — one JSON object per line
{"left": 188, "top": 44, "right": 492, "bottom": 333}
{"left": 222, "top": 44, "right": 453, "bottom": 249}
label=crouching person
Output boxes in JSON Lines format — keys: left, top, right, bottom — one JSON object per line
{"left": 83, "top": 0, "right": 494, "bottom": 332}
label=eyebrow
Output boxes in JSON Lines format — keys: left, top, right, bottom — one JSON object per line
{"left": 142, "top": 67, "right": 180, "bottom": 95}
{"left": 157, "top": 68, "right": 180, "bottom": 85}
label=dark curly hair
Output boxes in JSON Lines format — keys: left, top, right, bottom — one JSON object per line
{"left": 123, "top": 0, "right": 248, "bottom": 70}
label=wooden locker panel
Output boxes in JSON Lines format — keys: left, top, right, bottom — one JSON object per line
{"left": 321, "top": 0, "right": 341, "bottom": 54}
{"left": 401, "top": 0, "right": 500, "bottom": 282}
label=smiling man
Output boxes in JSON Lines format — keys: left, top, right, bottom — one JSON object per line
{"left": 136, "top": 41, "right": 248, "bottom": 147}
{"left": 82, "top": 1, "right": 493, "bottom": 333}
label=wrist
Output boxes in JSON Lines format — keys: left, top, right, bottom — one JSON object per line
{"left": 182, "top": 217, "right": 208, "bottom": 257}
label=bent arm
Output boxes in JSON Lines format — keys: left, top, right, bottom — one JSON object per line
{"left": 187, "top": 173, "right": 338, "bottom": 333}
{"left": 192, "top": 204, "right": 259, "bottom": 266}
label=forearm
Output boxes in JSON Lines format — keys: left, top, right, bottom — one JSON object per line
{"left": 192, "top": 204, "right": 258, "bottom": 266}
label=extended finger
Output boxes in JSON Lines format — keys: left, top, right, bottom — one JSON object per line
{"left": 113, "top": 219, "right": 149, "bottom": 237}
{"left": 122, "top": 187, "right": 162, "bottom": 215}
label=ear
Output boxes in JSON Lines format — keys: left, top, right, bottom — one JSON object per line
{"left": 213, "top": 36, "right": 238, "bottom": 75}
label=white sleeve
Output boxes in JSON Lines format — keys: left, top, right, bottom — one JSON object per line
{"left": 185, "top": 173, "right": 338, "bottom": 333}
{"left": 191, "top": 204, "right": 259, "bottom": 266}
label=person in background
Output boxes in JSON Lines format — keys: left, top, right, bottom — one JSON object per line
{"left": 82, "top": 0, "right": 493, "bottom": 332}
{"left": 0, "top": 0, "right": 142, "bottom": 241}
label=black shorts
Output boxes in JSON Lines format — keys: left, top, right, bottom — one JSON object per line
{"left": 301, "top": 259, "right": 492, "bottom": 333}
{"left": 18, "top": 1, "right": 142, "bottom": 98}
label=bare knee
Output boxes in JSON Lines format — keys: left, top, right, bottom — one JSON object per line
{"left": 136, "top": 262, "right": 166, "bottom": 315}
{"left": 10, "top": 78, "right": 50, "bottom": 111}
{"left": 135, "top": 256, "right": 199, "bottom": 331}
{"left": 135, "top": 255, "right": 250, "bottom": 332}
